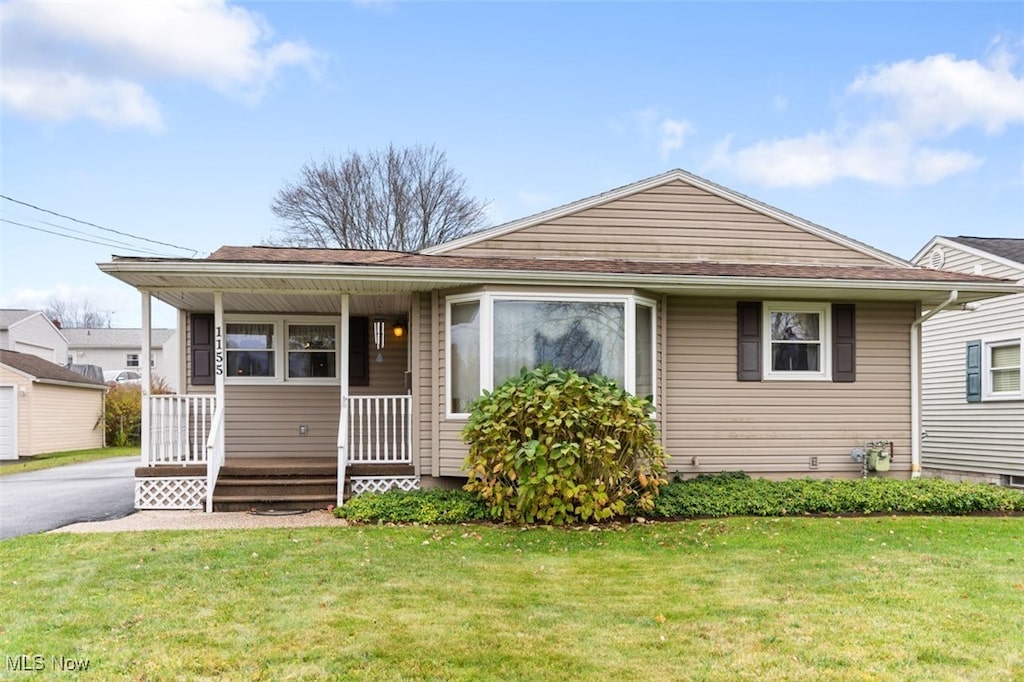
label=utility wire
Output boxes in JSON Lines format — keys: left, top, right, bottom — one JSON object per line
{"left": 1, "top": 194, "right": 198, "bottom": 256}
{"left": 1, "top": 218, "right": 180, "bottom": 257}
{"left": 6, "top": 210, "right": 151, "bottom": 252}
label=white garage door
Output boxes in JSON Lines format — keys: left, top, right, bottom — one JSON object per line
{"left": 0, "top": 386, "right": 17, "bottom": 460}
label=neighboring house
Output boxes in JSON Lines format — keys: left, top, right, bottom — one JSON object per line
{"left": 64, "top": 327, "right": 180, "bottom": 392}
{"left": 98, "top": 169, "right": 1021, "bottom": 511}
{"left": 912, "top": 236, "right": 1024, "bottom": 487}
{"left": 0, "top": 309, "right": 68, "bottom": 363}
{"left": 0, "top": 350, "right": 107, "bottom": 460}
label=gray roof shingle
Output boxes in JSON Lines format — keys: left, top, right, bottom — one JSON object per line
{"left": 947, "top": 237, "right": 1024, "bottom": 266}
{"left": 0, "top": 350, "right": 106, "bottom": 388}
{"left": 63, "top": 328, "right": 174, "bottom": 348}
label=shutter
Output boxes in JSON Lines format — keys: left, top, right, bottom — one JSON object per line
{"left": 736, "top": 302, "right": 762, "bottom": 381}
{"left": 349, "top": 317, "right": 370, "bottom": 387}
{"left": 190, "top": 313, "right": 214, "bottom": 386}
{"left": 832, "top": 304, "right": 856, "bottom": 382}
{"left": 965, "top": 340, "right": 982, "bottom": 402}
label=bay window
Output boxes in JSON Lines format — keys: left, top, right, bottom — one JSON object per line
{"left": 447, "top": 293, "right": 656, "bottom": 416}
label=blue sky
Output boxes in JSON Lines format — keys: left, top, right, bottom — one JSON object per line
{"left": 1, "top": 1, "right": 1022, "bottom": 328}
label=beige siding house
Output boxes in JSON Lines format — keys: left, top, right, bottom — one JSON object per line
{"left": 912, "top": 236, "right": 1024, "bottom": 487}
{"left": 98, "top": 170, "right": 1021, "bottom": 511}
{"left": 0, "top": 310, "right": 68, "bottom": 363}
{"left": 0, "top": 350, "right": 106, "bottom": 459}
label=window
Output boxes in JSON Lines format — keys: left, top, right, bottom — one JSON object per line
{"left": 446, "top": 293, "right": 656, "bottom": 416}
{"left": 288, "top": 324, "right": 337, "bottom": 378}
{"left": 763, "top": 303, "right": 830, "bottom": 380}
{"left": 985, "top": 340, "right": 1021, "bottom": 400}
{"left": 126, "top": 353, "right": 140, "bottom": 368}
{"left": 226, "top": 323, "right": 275, "bottom": 377}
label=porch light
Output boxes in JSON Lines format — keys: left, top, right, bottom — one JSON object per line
{"left": 392, "top": 318, "right": 406, "bottom": 338}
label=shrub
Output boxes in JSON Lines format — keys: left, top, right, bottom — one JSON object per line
{"left": 334, "top": 488, "right": 487, "bottom": 524}
{"left": 461, "top": 366, "right": 667, "bottom": 525}
{"left": 102, "top": 378, "right": 173, "bottom": 447}
{"left": 652, "top": 473, "right": 1024, "bottom": 518}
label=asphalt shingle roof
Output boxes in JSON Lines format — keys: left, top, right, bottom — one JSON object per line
{"left": 63, "top": 328, "right": 175, "bottom": 348}
{"left": 0, "top": 350, "right": 106, "bottom": 388}
{"left": 0, "top": 309, "right": 39, "bottom": 330}
{"left": 205, "top": 245, "right": 1006, "bottom": 284}
{"left": 947, "top": 237, "right": 1024, "bottom": 266}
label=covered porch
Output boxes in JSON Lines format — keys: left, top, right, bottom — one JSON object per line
{"left": 131, "top": 286, "right": 421, "bottom": 512}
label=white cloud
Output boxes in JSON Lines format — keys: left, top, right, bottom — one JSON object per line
{"left": 0, "top": 0, "right": 317, "bottom": 130}
{"left": 659, "top": 118, "right": 693, "bottom": 159}
{"left": 629, "top": 107, "right": 694, "bottom": 159}
{"left": 2, "top": 283, "right": 177, "bottom": 328}
{"left": 2, "top": 68, "right": 163, "bottom": 131}
{"left": 710, "top": 42, "right": 1022, "bottom": 187}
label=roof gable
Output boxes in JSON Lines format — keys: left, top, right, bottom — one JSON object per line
{"left": 914, "top": 236, "right": 1024, "bottom": 279}
{"left": 422, "top": 169, "right": 908, "bottom": 267}
{"left": 947, "top": 237, "right": 1024, "bottom": 267}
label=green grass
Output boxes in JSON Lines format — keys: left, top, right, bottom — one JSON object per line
{"left": 1, "top": 518, "right": 1022, "bottom": 680}
{"left": 0, "top": 446, "right": 139, "bottom": 475}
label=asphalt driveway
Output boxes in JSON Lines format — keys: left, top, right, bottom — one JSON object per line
{"left": 0, "top": 456, "right": 137, "bottom": 539}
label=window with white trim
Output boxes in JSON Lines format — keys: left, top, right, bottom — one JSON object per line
{"left": 225, "top": 317, "right": 339, "bottom": 382}
{"left": 984, "top": 339, "right": 1022, "bottom": 400}
{"left": 446, "top": 293, "right": 656, "bottom": 416}
{"left": 763, "top": 302, "right": 830, "bottom": 380}
{"left": 126, "top": 353, "right": 140, "bottom": 368}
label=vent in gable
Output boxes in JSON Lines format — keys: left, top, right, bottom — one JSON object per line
{"left": 928, "top": 247, "right": 945, "bottom": 269}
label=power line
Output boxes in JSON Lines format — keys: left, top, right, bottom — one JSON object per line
{"left": 6, "top": 210, "right": 152, "bottom": 252}
{"left": 0, "top": 194, "right": 198, "bottom": 256}
{"left": 1, "top": 218, "right": 180, "bottom": 257}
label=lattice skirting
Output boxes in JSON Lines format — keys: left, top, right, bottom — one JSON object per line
{"left": 136, "top": 477, "right": 207, "bottom": 509}
{"left": 350, "top": 476, "right": 421, "bottom": 495}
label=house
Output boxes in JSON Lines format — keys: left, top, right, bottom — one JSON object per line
{"left": 97, "top": 169, "right": 1021, "bottom": 511}
{"left": 0, "top": 309, "right": 68, "bottom": 364}
{"left": 63, "top": 327, "right": 180, "bottom": 392}
{"left": 912, "top": 236, "right": 1024, "bottom": 487}
{"left": 0, "top": 350, "right": 107, "bottom": 460}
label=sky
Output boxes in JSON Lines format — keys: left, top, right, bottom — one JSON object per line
{"left": 1, "top": 1, "right": 1022, "bottom": 329}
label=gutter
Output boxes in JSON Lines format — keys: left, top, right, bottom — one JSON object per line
{"left": 909, "top": 290, "right": 958, "bottom": 478}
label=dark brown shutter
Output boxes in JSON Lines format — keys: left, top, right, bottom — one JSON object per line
{"left": 737, "top": 302, "right": 762, "bottom": 381}
{"left": 832, "top": 304, "right": 856, "bottom": 383}
{"left": 349, "top": 316, "right": 370, "bottom": 387}
{"left": 190, "top": 313, "right": 215, "bottom": 386}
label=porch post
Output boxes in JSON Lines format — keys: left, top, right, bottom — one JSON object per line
{"left": 214, "top": 292, "right": 225, "bottom": 418}
{"left": 338, "top": 294, "right": 350, "bottom": 506}
{"left": 141, "top": 290, "right": 152, "bottom": 466}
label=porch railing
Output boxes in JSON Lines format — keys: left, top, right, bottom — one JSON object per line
{"left": 205, "top": 404, "right": 225, "bottom": 513}
{"left": 147, "top": 395, "right": 216, "bottom": 465}
{"left": 345, "top": 395, "right": 413, "bottom": 465}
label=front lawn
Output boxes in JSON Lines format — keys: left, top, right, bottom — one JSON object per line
{"left": 1, "top": 517, "right": 1021, "bottom": 680}
{"left": 0, "top": 446, "right": 139, "bottom": 476}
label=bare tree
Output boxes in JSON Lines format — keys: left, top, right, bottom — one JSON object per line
{"left": 270, "top": 144, "right": 489, "bottom": 251}
{"left": 45, "top": 297, "right": 113, "bottom": 328}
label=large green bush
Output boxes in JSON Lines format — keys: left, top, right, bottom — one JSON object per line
{"left": 103, "top": 378, "right": 172, "bottom": 447}
{"left": 461, "top": 366, "right": 667, "bottom": 525}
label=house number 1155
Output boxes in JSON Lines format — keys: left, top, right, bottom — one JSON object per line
{"left": 214, "top": 326, "right": 224, "bottom": 376}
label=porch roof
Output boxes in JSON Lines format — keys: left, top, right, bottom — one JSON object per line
{"left": 99, "top": 245, "right": 1023, "bottom": 312}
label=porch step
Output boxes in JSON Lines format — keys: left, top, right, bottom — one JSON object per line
{"left": 212, "top": 460, "right": 338, "bottom": 512}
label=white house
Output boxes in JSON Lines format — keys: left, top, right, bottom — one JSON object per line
{"left": 913, "top": 236, "right": 1024, "bottom": 488}
{"left": 0, "top": 310, "right": 68, "bottom": 363}
{"left": 63, "top": 327, "right": 180, "bottom": 392}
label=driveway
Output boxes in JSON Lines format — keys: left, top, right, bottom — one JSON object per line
{"left": 0, "top": 456, "right": 137, "bottom": 540}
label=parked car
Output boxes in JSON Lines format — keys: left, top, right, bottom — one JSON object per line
{"left": 104, "top": 370, "right": 142, "bottom": 385}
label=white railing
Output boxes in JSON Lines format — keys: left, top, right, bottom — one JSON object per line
{"left": 147, "top": 395, "right": 216, "bottom": 465}
{"left": 205, "top": 404, "right": 225, "bottom": 513}
{"left": 345, "top": 395, "right": 413, "bottom": 464}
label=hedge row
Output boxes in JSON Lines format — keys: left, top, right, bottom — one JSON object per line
{"left": 334, "top": 473, "right": 1024, "bottom": 524}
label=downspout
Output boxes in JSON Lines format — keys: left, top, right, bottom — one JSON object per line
{"left": 910, "top": 290, "right": 958, "bottom": 479}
